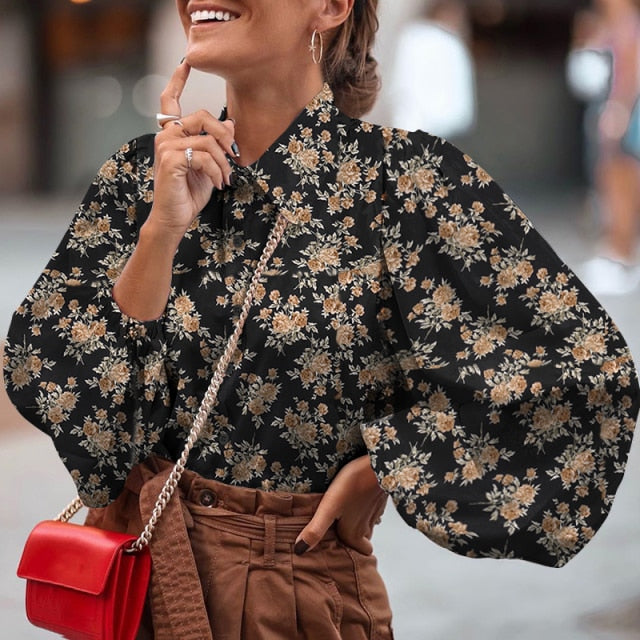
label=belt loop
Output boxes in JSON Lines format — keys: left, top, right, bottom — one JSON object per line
{"left": 264, "top": 515, "right": 277, "bottom": 568}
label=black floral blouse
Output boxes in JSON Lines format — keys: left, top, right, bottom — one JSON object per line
{"left": 5, "top": 85, "right": 638, "bottom": 567}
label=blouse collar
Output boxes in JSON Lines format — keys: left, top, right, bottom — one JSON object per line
{"left": 230, "top": 83, "right": 342, "bottom": 226}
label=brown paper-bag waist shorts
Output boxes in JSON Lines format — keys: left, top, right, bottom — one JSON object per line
{"left": 86, "top": 457, "right": 394, "bottom": 640}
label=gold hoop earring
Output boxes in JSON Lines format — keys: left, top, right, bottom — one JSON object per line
{"left": 310, "top": 29, "right": 324, "bottom": 65}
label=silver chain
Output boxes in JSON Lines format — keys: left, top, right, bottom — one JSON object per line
{"left": 55, "top": 214, "right": 289, "bottom": 552}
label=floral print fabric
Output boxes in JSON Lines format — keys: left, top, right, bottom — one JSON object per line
{"left": 4, "top": 85, "right": 638, "bottom": 566}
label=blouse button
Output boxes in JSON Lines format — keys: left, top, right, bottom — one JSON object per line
{"left": 199, "top": 489, "right": 217, "bottom": 507}
{"left": 219, "top": 432, "right": 230, "bottom": 445}
{"left": 232, "top": 236, "right": 244, "bottom": 249}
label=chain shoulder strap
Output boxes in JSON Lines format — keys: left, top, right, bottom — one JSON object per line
{"left": 56, "top": 214, "right": 289, "bottom": 553}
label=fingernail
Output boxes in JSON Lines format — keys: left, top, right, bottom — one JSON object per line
{"left": 180, "top": 56, "right": 186, "bottom": 64}
{"left": 231, "top": 141, "right": 240, "bottom": 157}
{"left": 294, "top": 539, "right": 310, "bottom": 556}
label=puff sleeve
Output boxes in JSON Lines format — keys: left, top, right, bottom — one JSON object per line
{"left": 362, "top": 129, "right": 639, "bottom": 566}
{"left": 3, "top": 135, "right": 172, "bottom": 507}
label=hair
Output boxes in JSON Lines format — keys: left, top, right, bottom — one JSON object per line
{"left": 322, "top": 0, "right": 381, "bottom": 118}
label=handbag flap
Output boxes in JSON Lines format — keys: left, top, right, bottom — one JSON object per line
{"left": 17, "top": 520, "right": 139, "bottom": 596}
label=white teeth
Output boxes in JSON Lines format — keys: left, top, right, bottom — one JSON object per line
{"left": 190, "top": 9, "right": 238, "bottom": 24}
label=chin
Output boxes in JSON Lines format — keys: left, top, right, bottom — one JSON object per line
{"left": 184, "top": 49, "right": 227, "bottom": 75}
{"left": 186, "top": 48, "right": 259, "bottom": 83}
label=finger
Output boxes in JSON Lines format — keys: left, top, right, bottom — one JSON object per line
{"left": 179, "top": 110, "right": 238, "bottom": 158}
{"left": 157, "top": 119, "right": 190, "bottom": 138}
{"left": 189, "top": 151, "right": 226, "bottom": 190}
{"left": 195, "top": 136, "right": 233, "bottom": 183}
{"left": 159, "top": 60, "right": 191, "bottom": 119}
{"left": 176, "top": 148, "right": 226, "bottom": 190}
{"left": 155, "top": 136, "right": 233, "bottom": 186}
{"left": 221, "top": 119, "right": 235, "bottom": 134}
{"left": 184, "top": 137, "right": 233, "bottom": 185}
{"left": 294, "top": 497, "right": 340, "bottom": 555}
{"left": 157, "top": 109, "right": 238, "bottom": 158}
{"left": 220, "top": 119, "right": 240, "bottom": 157}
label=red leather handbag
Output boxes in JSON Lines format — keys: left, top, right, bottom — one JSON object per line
{"left": 17, "top": 516, "right": 150, "bottom": 640}
{"left": 15, "top": 213, "right": 289, "bottom": 640}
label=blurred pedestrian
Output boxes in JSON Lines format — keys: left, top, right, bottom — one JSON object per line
{"left": 578, "top": 0, "right": 640, "bottom": 295}
{"left": 391, "top": 0, "right": 476, "bottom": 138}
{"left": 567, "top": 8, "right": 612, "bottom": 181}
{"left": 3, "top": 0, "right": 639, "bottom": 637}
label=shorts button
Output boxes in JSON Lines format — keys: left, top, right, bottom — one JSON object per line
{"left": 199, "top": 489, "right": 217, "bottom": 507}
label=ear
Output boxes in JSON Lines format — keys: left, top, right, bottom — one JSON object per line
{"left": 314, "top": 0, "right": 356, "bottom": 33}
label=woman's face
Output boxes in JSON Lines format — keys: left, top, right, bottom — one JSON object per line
{"left": 176, "top": 1, "right": 319, "bottom": 79}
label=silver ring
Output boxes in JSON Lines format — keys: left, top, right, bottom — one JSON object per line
{"left": 185, "top": 147, "right": 193, "bottom": 169}
{"left": 156, "top": 112, "right": 181, "bottom": 128}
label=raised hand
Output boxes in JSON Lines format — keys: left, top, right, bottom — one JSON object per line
{"left": 113, "top": 61, "right": 239, "bottom": 321}
{"left": 148, "top": 61, "right": 238, "bottom": 244}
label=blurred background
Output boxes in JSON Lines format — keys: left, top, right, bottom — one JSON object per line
{"left": 1, "top": 0, "right": 640, "bottom": 638}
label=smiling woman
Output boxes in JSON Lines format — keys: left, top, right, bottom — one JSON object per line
{"left": 4, "top": 0, "right": 639, "bottom": 638}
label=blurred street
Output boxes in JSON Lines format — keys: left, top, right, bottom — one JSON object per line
{"left": 1, "top": 191, "right": 639, "bottom": 640}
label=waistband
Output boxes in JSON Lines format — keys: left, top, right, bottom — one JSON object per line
{"left": 133, "top": 456, "right": 335, "bottom": 544}
{"left": 155, "top": 456, "right": 325, "bottom": 516}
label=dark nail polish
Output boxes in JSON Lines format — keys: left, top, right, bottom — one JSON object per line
{"left": 180, "top": 56, "right": 186, "bottom": 64}
{"left": 294, "top": 540, "right": 310, "bottom": 556}
{"left": 231, "top": 141, "right": 240, "bottom": 157}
